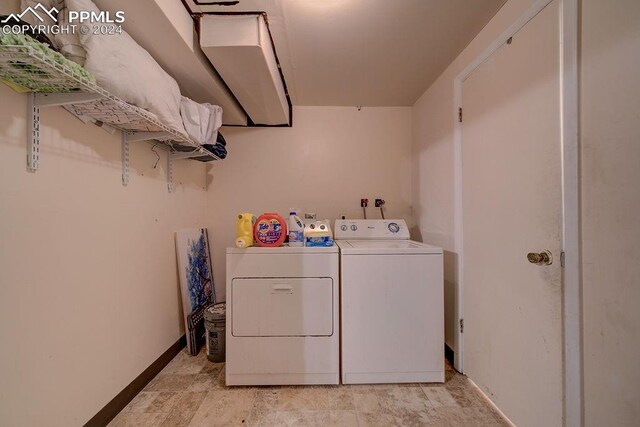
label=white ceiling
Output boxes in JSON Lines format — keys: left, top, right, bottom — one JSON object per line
{"left": 186, "top": 0, "right": 507, "bottom": 107}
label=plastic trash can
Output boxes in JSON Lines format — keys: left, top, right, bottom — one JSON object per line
{"left": 204, "top": 302, "right": 226, "bottom": 363}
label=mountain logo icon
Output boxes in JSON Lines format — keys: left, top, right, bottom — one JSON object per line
{"left": 1, "top": 3, "right": 59, "bottom": 24}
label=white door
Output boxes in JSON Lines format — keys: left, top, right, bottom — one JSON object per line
{"left": 461, "top": 1, "right": 563, "bottom": 426}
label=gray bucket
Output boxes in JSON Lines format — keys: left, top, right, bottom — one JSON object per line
{"left": 204, "top": 302, "right": 226, "bottom": 363}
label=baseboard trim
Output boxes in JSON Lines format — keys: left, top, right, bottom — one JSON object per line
{"left": 445, "top": 344, "right": 455, "bottom": 366}
{"left": 84, "top": 335, "right": 186, "bottom": 427}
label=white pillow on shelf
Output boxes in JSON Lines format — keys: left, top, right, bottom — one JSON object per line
{"left": 66, "top": 0, "right": 187, "bottom": 136}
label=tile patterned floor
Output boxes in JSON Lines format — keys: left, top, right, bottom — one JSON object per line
{"left": 109, "top": 349, "right": 510, "bottom": 426}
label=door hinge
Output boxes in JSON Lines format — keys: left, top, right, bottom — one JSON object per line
{"left": 458, "top": 107, "right": 463, "bottom": 123}
{"left": 560, "top": 251, "right": 565, "bottom": 268}
{"left": 459, "top": 318, "right": 464, "bottom": 333}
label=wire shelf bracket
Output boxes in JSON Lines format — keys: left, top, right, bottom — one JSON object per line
{"left": 26, "top": 93, "right": 105, "bottom": 172}
{"left": 121, "top": 131, "right": 169, "bottom": 188}
{"left": 167, "top": 153, "right": 174, "bottom": 193}
{"left": 170, "top": 151, "right": 208, "bottom": 161}
{"left": 121, "top": 132, "right": 131, "bottom": 187}
{"left": 122, "top": 131, "right": 196, "bottom": 192}
{"left": 35, "top": 92, "right": 105, "bottom": 107}
{"left": 27, "top": 93, "right": 39, "bottom": 172}
{"left": 0, "top": 45, "right": 221, "bottom": 185}
{"left": 124, "top": 131, "right": 173, "bottom": 143}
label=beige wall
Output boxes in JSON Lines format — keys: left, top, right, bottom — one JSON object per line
{"left": 0, "top": 101, "right": 412, "bottom": 424}
{"left": 0, "top": 85, "right": 208, "bottom": 426}
{"left": 206, "top": 106, "right": 413, "bottom": 300}
{"left": 412, "top": 0, "right": 640, "bottom": 424}
{"left": 411, "top": 0, "right": 538, "bottom": 351}
{"left": 581, "top": 0, "right": 640, "bottom": 425}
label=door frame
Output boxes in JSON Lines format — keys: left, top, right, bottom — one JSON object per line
{"left": 452, "top": 0, "right": 582, "bottom": 425}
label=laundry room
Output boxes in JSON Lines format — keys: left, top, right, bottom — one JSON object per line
{"left": 0, "top": 0, "right": 639, "bottom": 426}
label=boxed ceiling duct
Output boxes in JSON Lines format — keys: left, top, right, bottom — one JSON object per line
{"left": 199, "top": 14, "right": 291, "bottom": 126}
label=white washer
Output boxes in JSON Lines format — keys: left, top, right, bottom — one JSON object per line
{"left": 225, "top": 246, "right": 339, "bottom": 385}
{"left": 335, "top": 219, "right": 444, "bottom": 384}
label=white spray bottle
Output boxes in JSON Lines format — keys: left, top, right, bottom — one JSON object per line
{"left": 288, "top": 209, "right": 304, "bottom": 247}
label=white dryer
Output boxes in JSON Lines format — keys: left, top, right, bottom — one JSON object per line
{"left": 225, "top": 246, "right": 339, "bottom": 385}
{"left": 335, "top": 219, "right": 444, "bottom": 384}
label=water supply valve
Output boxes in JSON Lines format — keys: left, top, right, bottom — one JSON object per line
{"left": 375, "top": 198, "right": 386, "bottom": 219}
{"left": 360, "top": 198, "right": 369, "bottom": 219}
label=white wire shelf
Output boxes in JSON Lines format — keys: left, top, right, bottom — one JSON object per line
{"left": 0, "top": 44, "right": 220, "bottom": 190}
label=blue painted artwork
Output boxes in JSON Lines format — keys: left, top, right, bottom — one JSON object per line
{"left": 176, "top": 228, "right": 215, "bottom": 354}
{"left": 186, "top": 231, "right": 213, "bottom": 310}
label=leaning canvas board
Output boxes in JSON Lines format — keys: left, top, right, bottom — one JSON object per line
{"left": 175, "top": 228, "right": 215, "bottom": 355}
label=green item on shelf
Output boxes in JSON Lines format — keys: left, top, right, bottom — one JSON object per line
{"left": 1, "top": 78, "right": 30, "bottom": 93}
{"left": 0, "top": 33, "right": 96, "bottom": 92}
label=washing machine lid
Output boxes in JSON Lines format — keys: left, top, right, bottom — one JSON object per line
{"left": 336, "top": 240, "right": 442, "bottom": 255}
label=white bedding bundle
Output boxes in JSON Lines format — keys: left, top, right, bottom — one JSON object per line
{"left": 180, "top": 98, "right": 223, "bottom": 146}
{"left": 68, "top": 0, "right": 187, "bottom": 135}
{"left": 21, "top": 0, "right": 223, "bottom": 143}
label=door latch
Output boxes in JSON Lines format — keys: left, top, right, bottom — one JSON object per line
{"left": 527, "top": 250, "right": 553, "bottom": 265}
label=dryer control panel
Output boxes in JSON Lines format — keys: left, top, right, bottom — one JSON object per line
{"left": 334, "top": 219, "right": 410, "bottom": 240}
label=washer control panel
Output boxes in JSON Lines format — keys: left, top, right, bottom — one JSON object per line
{"left": 334, "top": 219, "right": 410, "bottom": 240}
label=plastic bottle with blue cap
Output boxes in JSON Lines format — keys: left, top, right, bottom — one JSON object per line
{"left": 288, "top": 209, "right": 304, "bottom": 247}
